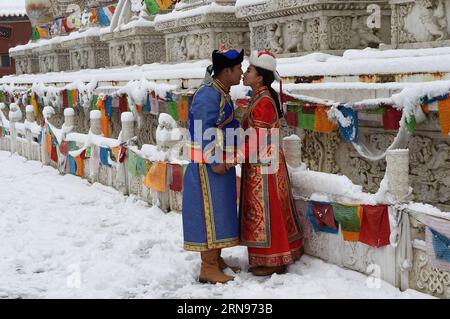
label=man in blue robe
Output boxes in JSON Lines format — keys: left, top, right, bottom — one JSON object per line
{"left": 182, "top": 49, "right": 243, "bottom": 284}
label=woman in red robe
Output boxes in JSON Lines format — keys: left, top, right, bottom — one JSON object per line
{"left": 239, "top": 51, "right": 303, "bottom": 276}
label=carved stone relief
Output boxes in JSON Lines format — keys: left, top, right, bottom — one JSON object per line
{"left": 411, "top": 248, "right": 450, "bottom": 298}
{"left": 391, "top": 0, "right": 450, "bottom": 47}
{"left": 333, "top": 129, "right": 450, "bottom": 211}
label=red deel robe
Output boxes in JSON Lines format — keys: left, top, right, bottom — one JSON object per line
{"left": 239, "top": 87, "right": 303, "bottom": 267}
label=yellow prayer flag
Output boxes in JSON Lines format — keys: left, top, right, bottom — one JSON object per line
{"left": 144, "top": 161, "right": 167, "bottom": 192}
{"left": 155, "top": 0, "right": 173, "bottom": 10}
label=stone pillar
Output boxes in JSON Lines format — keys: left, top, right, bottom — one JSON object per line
{"left": 120, "top": 112, "right": 135, "bottom": 196}
{"left": 90, "top": 110, "right": 102, "bottom": 135}
{"left": 64, "top": 108, "right": 75, "bottom": 129}
{"left": 25, "top": 105, "right": 36, "bottom": 160}
{"left": 8, "top": 103, "right": 22, "bottom": 155}
{"left": 386, "top": 149, "right": 410, "bottom": 201}
{"left": 25, "top": 105, "right": 35, "bottom": 123}
{"left": 121, "top": 112, "right": 135, "bottom": 142}
{"left": 282, "top": 134, "right": 302, "bottom": 168}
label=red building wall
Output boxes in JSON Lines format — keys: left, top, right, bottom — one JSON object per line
{"left": 0, "top": 17, "right": 32, "bottom": 77}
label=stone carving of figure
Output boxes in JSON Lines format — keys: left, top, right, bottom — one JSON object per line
{"left": 74, "top": 50, "right": 89, "bottom": 69}
{"left": 176, "top": 36, "right": 187, "bottom": 61}
{"left": 351, "top": 14, "right": 383, "bottom": 48}
{"left": 124, "top": 43, "right": 136, "bottom": 65}
{"left": 43, "top": 56, "right": 54, "bottom": 72}
{"left": 283, "top": 20, "right": 305, "bottom": 53}
{"left": 268, "top": 23, "right": 283, "bottom": 53}
{"left": 17, "top": 59, "right": 28, "bottom": 74}
{"left": 186, "top": 35, "right": 200, "bottom": 60}
{"left": 73, "top": 51, "right": 82, "bottom": 69}
{"left": 418, "top": 0, "right": 448, "bottom": 41}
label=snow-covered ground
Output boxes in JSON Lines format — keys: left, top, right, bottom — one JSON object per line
{"left": 0, "top": 151, "right": 433, "bottom": 299}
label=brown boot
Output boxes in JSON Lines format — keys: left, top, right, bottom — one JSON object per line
{"left": 218, "top": 249, "right": 241, "bottom": 274}
{"left": 199, "top": 249, "right": 234, "bottom": 284}
{"left": 251, "top": 265, "right": 286, "bottom": 277}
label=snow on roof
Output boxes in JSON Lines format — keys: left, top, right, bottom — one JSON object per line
{"left": 235, "top": 0, "right": 267, "bottom": 8}
{"left": 0, "top": 0, "right": 27, "bottom": 18}
{"left": 154, "top": 2, "right": 235, "bottom": 24}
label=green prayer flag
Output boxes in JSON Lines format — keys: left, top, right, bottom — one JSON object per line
{"left": 298, "top": 109, "right": 315, "bottom": 131}
{"left": 69, "top": 141, "right": 77, "bottom": 151}
{"left": 67, "top": 90, "right": 74, "bottom": 108}
{"left": 168, "top": 101, "right": 178, "bottom": 121}
{"left": 31, "top": 27, "right": 40, "bottom": 41}
{"left": 136, "top": 156, "right": 146, "bottom": 176}
{"left": 332, "top": 204, "right": 360, "bottom": 232}
{"left": 145, "top": 0, "right": 160, "bottom": 15}
{"left": 91, "top": 95, "right": 99, "bottom": 110}
{"left": 406, "top": 115, "right": 416, "bottom": 134}
{"left": 127, "top": 150, "right": 138, "bottom": 176}
{"left": 366, "top": 107, "right": 385, "bottom": 115}
{"left": 86, "top": 146, "right": 92, "bottom": 158}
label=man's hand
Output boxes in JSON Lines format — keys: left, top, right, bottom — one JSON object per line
{"left": 211, "top": 163, "right": 227, "bottom": 174}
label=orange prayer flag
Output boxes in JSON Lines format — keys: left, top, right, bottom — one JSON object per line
{"left": 314, "top": 105, "right": 337, "bottom": 133}
{"left": 437, "top": 97, "right": 450, "bottom": 137}
{"left": 341, "top": 206, "right": 363, "bottom": 242}
{"left": 112, "top": 147, "right": 120, "bottom": 161}
{"left": 97, "top": 97, "right": 109, "bottom": 138}
{"left": 143, "top": 161, "right": 167, "bottom": 192}
{"left": 178, "top": 95, "right": 189, "bottom": 122}
{"left": 46, "top": 133, "right": 52, "bottom": 156}
{"left": 72, "top": 90, "right": 78, "bottom": 107}
{"left": 75, "top": 156, "right": 84, "bottom": 177}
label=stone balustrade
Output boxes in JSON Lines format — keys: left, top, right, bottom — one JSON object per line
{"left": 0, "top": 103, "right": 184, "bottom": 213}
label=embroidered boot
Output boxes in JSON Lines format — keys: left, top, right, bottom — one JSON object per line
{"left": 199, "top": 249, "right": 234, "bottom": 284}
{"left": 251, "top": 265, "right": 286, "bottom": 276}
{"left": 218, "top": 249, "right": 241, "bottom": 273}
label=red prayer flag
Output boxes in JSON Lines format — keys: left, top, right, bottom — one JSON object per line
{"left": 59, "top": 141, "right": 69, "bottom": 156}
{"left": 51, "top": 145, "right": 58, "bottom": 162}
{"left": 62, "top": 90, "right": 68, "bottom": 108}
{"left": 311, "top": 202, "right": 337, "bottom": 230}
{"left": 119, "top": 146, "right": 127, "bottom": 163}
{"left": 359, "top": 205, "right": 391, "bottom": 247}
{"left": 169, "top": 164, "right": 183, "bottom": 192}
{"left": 119, "top": 95, "right": 128, "bottom": 113}
{"left": 383, "top": 105, "right": 402, "bottom": 130}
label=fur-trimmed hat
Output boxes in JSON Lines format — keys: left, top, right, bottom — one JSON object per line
{"left": 211, "top": 49, "right": 244, "bottom": 74}
{"left": 249, "top": 50, "right": 281, "bottom": 81}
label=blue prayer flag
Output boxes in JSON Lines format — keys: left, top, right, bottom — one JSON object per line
{"left": 337, "top": 105, "right": 359, "bottom": 143}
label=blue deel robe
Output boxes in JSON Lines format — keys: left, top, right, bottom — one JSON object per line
{"left": 182, "top": 80, "right": 240, "bottom": 251}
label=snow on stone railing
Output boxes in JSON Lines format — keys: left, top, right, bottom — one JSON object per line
{"left": 0, "top": 102, "right": 41, "bottom": 161}
{"left": 0, "top": 105, "right": 186, "bottom": 213}
{"left": 286, "top": 141, "right": 450, "bottom": 298}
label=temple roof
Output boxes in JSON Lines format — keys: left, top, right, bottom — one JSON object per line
{"left": 0, "top": 0, "right": 27, "bottom": 18}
